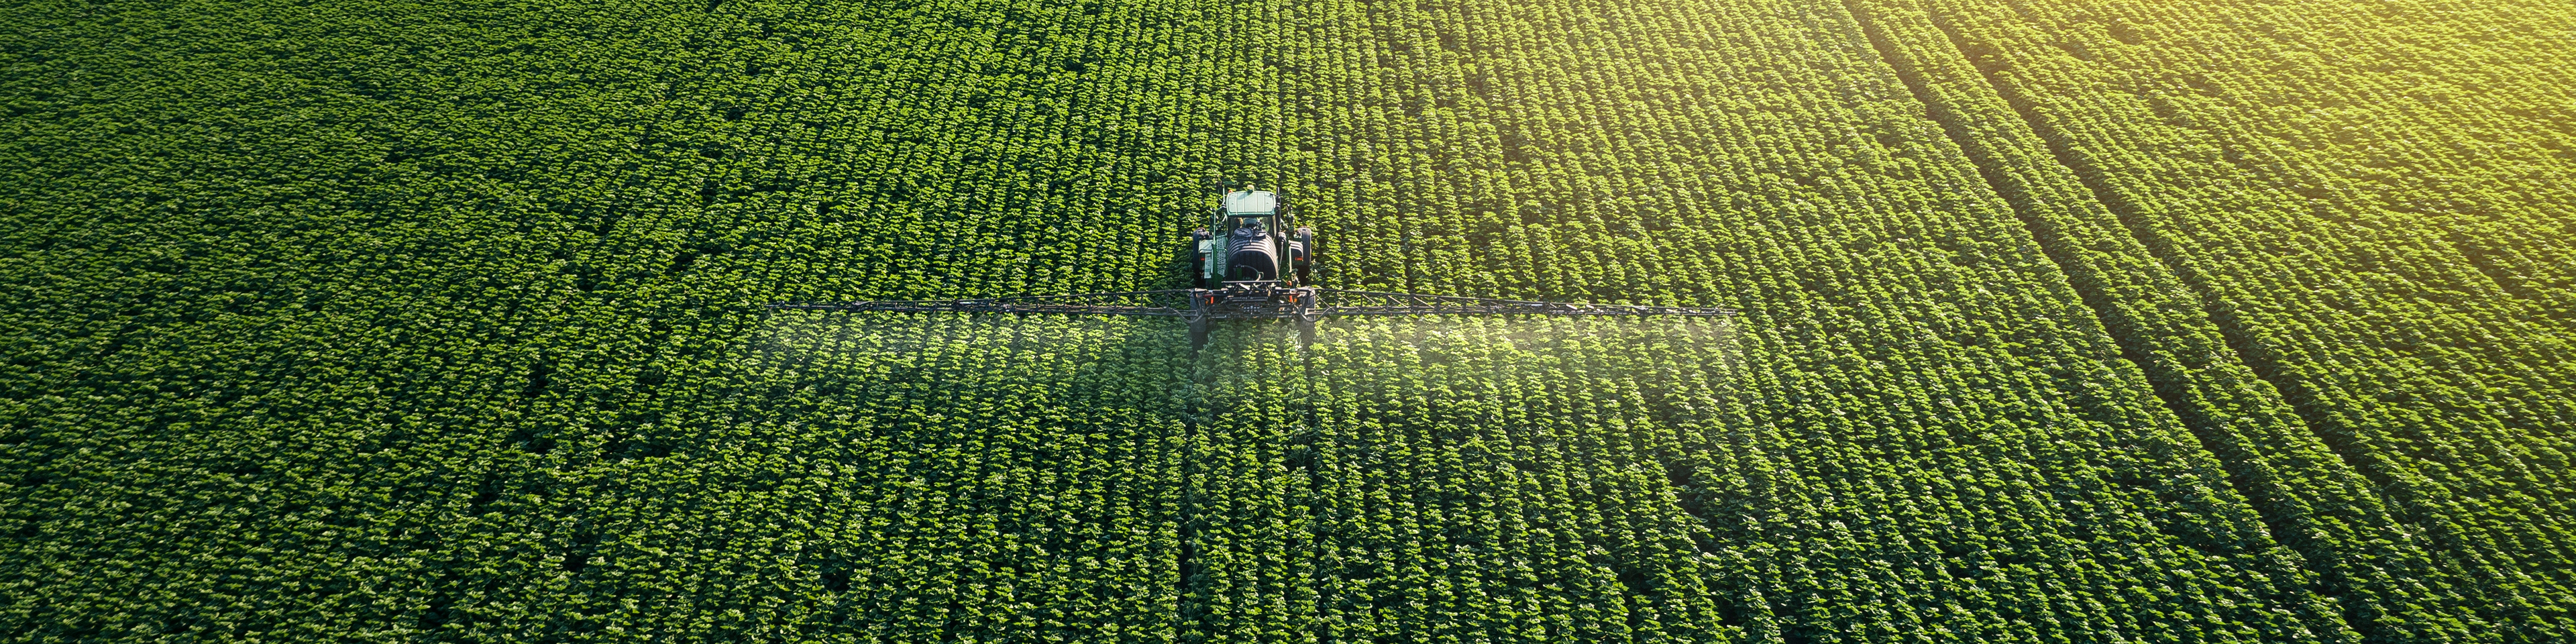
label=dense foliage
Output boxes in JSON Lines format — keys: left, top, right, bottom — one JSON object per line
{"left": 1839, "top": 0, "right": 2576, "bottom": 639}
{"left": 1, "top": 0, "right": 2565, "bottom": 641}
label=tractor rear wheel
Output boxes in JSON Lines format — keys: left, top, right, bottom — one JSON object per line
{"left": 1292, "top": 227, "right": 1316, "bottom": 283}
{"left": 1188, "top": 230, "right": 1211, "bottom": 288}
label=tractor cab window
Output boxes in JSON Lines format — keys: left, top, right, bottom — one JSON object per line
{"left": 1222, "top": 189, "right": 1277, "bottom": 217}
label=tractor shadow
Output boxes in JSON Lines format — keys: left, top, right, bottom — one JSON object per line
{"left": 1169, "top": 315, "right": 1749, "bottom": 633}
{"left": 735, "top": 312, "right": 1747, "bottom": 636}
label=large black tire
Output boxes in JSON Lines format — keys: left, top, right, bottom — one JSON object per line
{"left": 1188, "top": 247, "right": 1208, "bottom": 288}
{"left": 1188, "top": 317, "right": 1210, "bottom": 350}
{"left": 1188, "top": 229, "right": 1211, "bottom": 288}
{"left": 1292, "top": 228, "right": 1316, "bottom": 283}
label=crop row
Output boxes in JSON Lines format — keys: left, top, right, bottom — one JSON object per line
{"left": 1843, "top": 0, "right": 2576, "bottom": 638}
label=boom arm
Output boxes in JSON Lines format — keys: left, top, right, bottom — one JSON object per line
{"left": 769, "top": 290, "right": 1195, "bottom": 317}
{"left": 769, "top": 287, "right": 1737, "bottom": 319}
{"left": 771, "top": 285, "right": 1735, "bottom": 348}
{"left": 1310, "top": 289, "right": 1735, "bottom": 317}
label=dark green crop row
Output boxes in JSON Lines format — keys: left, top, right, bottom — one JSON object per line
{"left": 2, "top": 0, "right": 2565, "bottom": 641}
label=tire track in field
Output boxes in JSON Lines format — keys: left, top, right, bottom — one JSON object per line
{"left": 1835, "top": 0, "right": 2483, "bottom": 639}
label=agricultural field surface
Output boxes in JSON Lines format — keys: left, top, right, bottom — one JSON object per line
{"left": 2, "top": 0, "right": 2571, "bottom": 641}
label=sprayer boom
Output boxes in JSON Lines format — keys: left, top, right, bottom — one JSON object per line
{"left": 769, "top": 284, "right": 1734, "bottom": 347}
{"left": 767, "top": 180, "right": 1736, "bottom": 347}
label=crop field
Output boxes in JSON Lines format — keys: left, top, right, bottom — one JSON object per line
{"left": 1, "top": 0, "right": 2570, "bottom": 641}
